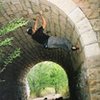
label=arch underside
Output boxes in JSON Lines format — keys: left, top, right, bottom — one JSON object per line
{"left": 0, "top": 0, "right": 77, "bottom": 80}
{"left": 1, "top": 0, "right": 99, "bottom": 100}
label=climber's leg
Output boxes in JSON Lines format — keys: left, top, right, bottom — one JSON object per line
{"left": 47, "top": 37, "right": 79, "bottom": 51}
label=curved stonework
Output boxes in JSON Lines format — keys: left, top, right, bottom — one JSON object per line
{"left": 0, "top": 0, "right": 100, "bottom": 100}
{"left": 72, "top": 0, "right": 100, "bottom": 100}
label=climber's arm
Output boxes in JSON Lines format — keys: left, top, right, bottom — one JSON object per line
{"left": 39, "top": 12, "right": 47, "bottom": 29}
{"left": 41, "top": 15, "right": 47, "bottom": 29}
{"left": 32, "top": 16, "right": 39, "bottom": 33}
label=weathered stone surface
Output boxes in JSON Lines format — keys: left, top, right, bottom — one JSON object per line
{"left": 91, "top": 95, "right": 100, "bottom": 100}
{"left": 84, "top": 43, "right": 100, "bottom": 57}
{"left": 90, "top": 19, "right": 100, "bottom": 31}
{"left": 76, "top": 18, "right": 93, "bottom": 35}
{"left": 73, "top": 0, "right": 100, "bottom": 100}
{"left": 0, "top": 0, "right": 100, "bottom": 100}
{"left": 68, "top": 7, "right": 85, "bottom": 23}
{"left": 71, "top": 30, "right": 79, "bottom": 44}
{"left": 86, "top": 55, "right": 100, "bottom": 68}
{"left": 80, "top": 30, "right": 97, "bottom": 46}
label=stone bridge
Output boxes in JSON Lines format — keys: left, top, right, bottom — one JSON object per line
{"left": 0, "top": 0, "right": 100, "bottom": 100}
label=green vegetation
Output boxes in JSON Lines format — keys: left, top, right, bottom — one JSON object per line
{"left": 3, "top": 48, "right": 21, "bottom": 67}
{"left": 27, "top": 61, "right": 69, "bottom": 98}
{"left": 0, "top": 17, "right": 28, "bottom": 72}
{"left": 0, "top": 18, "right": 28, "bottom": 36}
{"left": 0, "top": 37, "right": 13, "bottom": 47}
{"left": 0, "top": 3, "right": 29, "bottom": 82}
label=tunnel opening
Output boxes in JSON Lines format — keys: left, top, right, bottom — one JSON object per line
{"left": 20, "top": 54, "right": 89, "bottom": 100}
{"left": 26, "top": 61, "right": 70, "bottom": 100}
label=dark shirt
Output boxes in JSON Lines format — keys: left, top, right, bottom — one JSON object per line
{"left": 32, "top": 26, "right": 50, "bottom": 45}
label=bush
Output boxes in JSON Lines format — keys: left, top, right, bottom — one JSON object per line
{"left": 27, "top": 61, "right": 69, "bottom": 98}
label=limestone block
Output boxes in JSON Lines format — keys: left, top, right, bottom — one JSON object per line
{"left": 24, "top": 0, "right": 31, "bottom": 8}
{"left": 13, "top": 12, "right": 21, "bottom": 18}
{"left": 51, "top": 13, "right": 59, "bottom": 24}
{"left": 39, "top": 0, "right": 49, "bottom": 5}
{"left": 91, "top": 95, "right": 100, "bottom": 100}
{"left": 90, "top": 85, "right": 100, "bottom": 94}
{"left": 30, "top": 4, "right": 40, "bottom": 14}
{"left": 68, "top": 7, "right": 85, "bottom": 23}
{"left": 1, "top": 0, "right": 10, "bottom": 3}
{"left": 6, "top": 8, "right": 14, "bottom": 15}
{"left": 27, "top": 8, "right": 33, "bottom": 14}
{"left": 21, "top": 10, "right": 28, "bottom": 17}
{"left": 86, "top": 55, "right": 100, "bottom": 69}
{"left": 90, "top": 19, "right": 100, "bottom": 31}
{"left": 0, "top": 17, "right": 6, "bottom": 23}
{"left": 88, "top": 0, "right": 99, "bottom": 3}
{"left": 2, "top": 3, "right": 9, "bottom": 10}
{"left": 41, "top": 4, "right": 50, "bottom": 13}
{"left": 80, "top": 30, "right": 97, "bottom": 46}
{"left": 90, "top": 3, "right": 100, "bottom": 9}
{"left": 3, "top": 13, "right": 11, "bottom": 20}
{"left": 11, "top": 0, "right": 20, "bottom": 4}
{"left": 29, "top": 0, "right": 39, "bottom": 6}
{"left": 77, "top": 1, "right": 91, "bottom": 9}
{"left": 47, "top": 0, "right": 77, "bottom": 14}
{"left": 18, "top": 0, "right": 27, "bottom": 11}
{"left": 15, "top": 4, "right": 23, "bottom": 11}
{"left": 75, "top": 18, "right": 92, "bottom": 35}
{"left": 90, "top": 80, "right": 100, "bottom": 87}
{"left": 84, "top": 43, "right": 100, "bottom": 57}
{"left": 10, "top": 4, "right": 17, "bottom": 13}
{"left": 82, "top": 8, "right": 99, "bottom": 19}
{"left": 87, "top": 68, "right": 98, "bottom": 80}
{"left": 44, "top": 11, "right": 51, "bottom": 20}
{"left": 88, "top": 69, "right": 100, "bottom": 88}
{"left": 50, "top": 6, "right": 59, "bottom": 16}
{"left": 59, "top": 9, "right": 68, "bottom": 19}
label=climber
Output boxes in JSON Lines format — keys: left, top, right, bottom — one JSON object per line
{"left": 26, "top": 11, "right": 79, "bottom": 51}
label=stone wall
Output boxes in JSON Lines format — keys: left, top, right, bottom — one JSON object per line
{"left": 73, "top": 0, "right": 100, "bottom": 45}
{"left": 0, "top": 0, "right": 100, "bottom": 100}
{"left": 73, "top": 0, "right": 100, "bottom": 99}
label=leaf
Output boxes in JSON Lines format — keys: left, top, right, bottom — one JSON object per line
{"left": 0, "top": 37, "right": 13, "bottom": 47}
{"left": 4, "top": 48, "right": 21, "bottom": 66}
{"left": 0, "top": 18, "right": 28, "bottom": 36}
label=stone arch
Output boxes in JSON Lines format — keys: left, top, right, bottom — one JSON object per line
{"left": 0, "top": 0, "right": 100, "bottom": 100}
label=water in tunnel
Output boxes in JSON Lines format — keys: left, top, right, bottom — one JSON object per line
{"left": 0, "top": 0, "right": 99, "bottom": 100}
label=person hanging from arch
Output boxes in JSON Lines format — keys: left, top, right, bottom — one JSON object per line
{"left": 26, "top": 11, "right": 79, "bottom": 51}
